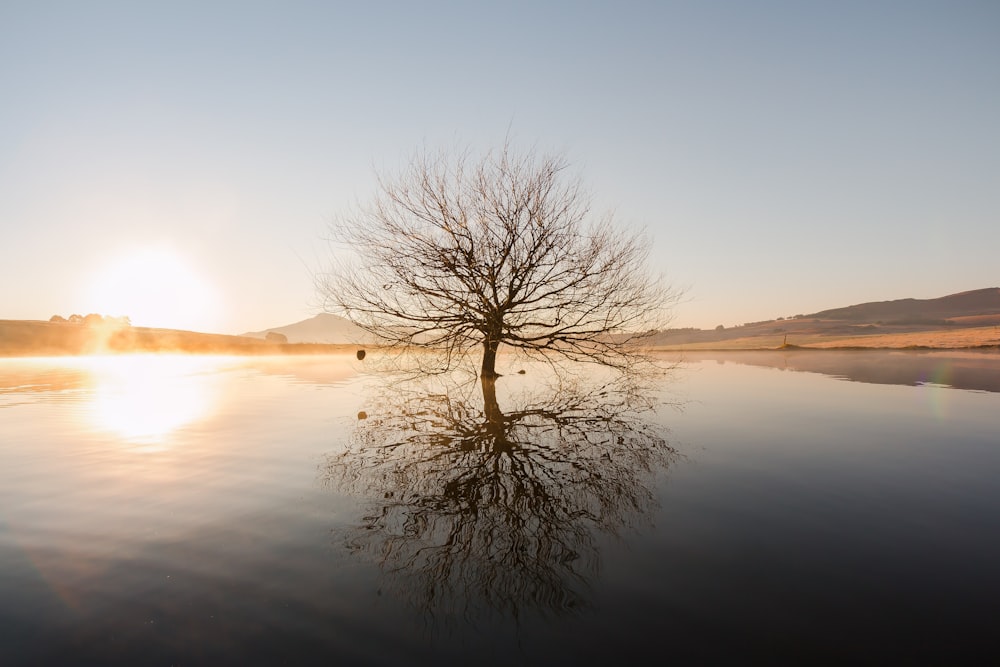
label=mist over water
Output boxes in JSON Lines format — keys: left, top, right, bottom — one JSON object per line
{"left": 1, "top": 352, "right": 998, "bottom": 664}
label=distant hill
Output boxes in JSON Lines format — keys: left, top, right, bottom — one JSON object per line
{"left": 247, "top": 290, "right": 1000, "bottom": 350}
{"left": 651, "top": 287, "right": 1000, "bottom": 349}
{"left": 242, "top": 313, "right": 373, "bottom": 344}
{"left": 807, "top": 288, "right": 1000, "bottom": 324}
{"left": 0, "top": 319, "right": 351, "bottom": 356}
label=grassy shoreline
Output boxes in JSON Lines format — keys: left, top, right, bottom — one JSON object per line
{"left": 4, "top": 319, "right": 999, "bottom": 358}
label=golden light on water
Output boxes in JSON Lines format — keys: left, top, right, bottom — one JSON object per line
{"left": 81, "top": 355, "right": 222, "bottom": 450}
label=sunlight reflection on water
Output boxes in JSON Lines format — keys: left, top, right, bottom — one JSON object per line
{"left": 83, "top": 355, "right": 222, "bottom": 449}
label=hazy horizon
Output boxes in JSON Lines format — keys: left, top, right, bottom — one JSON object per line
{"left": 2, "top": 2, "right": 997, "bottom": 334}
{"left": 15, "top": 284, "right": 999, "bottom": 339}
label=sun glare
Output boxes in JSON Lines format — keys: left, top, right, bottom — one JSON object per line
{"left": 84, "top": 355, "right": 221, "bottom": 450}
{"left": 83, "top": 247, "right": 222, "bottom": 332}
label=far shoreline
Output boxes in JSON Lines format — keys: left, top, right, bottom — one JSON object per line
{"left": 3, "top": 319, "right": 999, "bottom": 358}
{"left": 0, "top": 319, "right": 365, "bottom": 358}
{"left": 650, "top": 324, "right": 1000, "bottom": 352}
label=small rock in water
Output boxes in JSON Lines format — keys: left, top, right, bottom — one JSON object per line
{"left": 356, "top": 349, "right": 366, "bottom": 360}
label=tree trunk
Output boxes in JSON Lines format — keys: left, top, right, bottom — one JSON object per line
{"left": 480, "top": 377, "right": 511, "bottom": 453}
{"left": 480, "top": 377, "right": 503, "bottom": 429}
{"left": 481, "top": 339, "right": 501, "bottom": 378}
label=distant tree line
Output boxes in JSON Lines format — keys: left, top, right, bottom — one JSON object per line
{"left": 50, "top": 313, "right": 131, "bottom": 327}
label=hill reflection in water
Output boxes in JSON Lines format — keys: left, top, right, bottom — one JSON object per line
{"left": 672, "top": 349, "right": 1000, "bottom": 393}
{"left": 322, "top": 367, "right": 678, "bottom": 624}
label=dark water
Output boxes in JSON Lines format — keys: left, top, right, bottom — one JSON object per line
{"left": 1, "top": 351, "right": 998, "bottom": 665}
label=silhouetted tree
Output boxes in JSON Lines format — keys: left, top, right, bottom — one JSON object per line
{"left": 320, "top": 143, "right": 678, "bottom": 378}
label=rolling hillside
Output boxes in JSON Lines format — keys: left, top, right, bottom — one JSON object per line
{"left": 806, "top": 288, "right": 1000, "bottom": 323}
{"left": 0, "top": 319, "right": 351, "bottom": 356}
{"left": 652, "top": 288, "right": 1000, "bottom": 350}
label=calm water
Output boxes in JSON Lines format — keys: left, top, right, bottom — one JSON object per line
{"left": 1, "top": 351, "right": 998, "bottom": 664}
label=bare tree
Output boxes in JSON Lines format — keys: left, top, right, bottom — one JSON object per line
{"left": 320, "top": 143, "right": 678, "bottom": 378}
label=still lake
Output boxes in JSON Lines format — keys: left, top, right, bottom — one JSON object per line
{"left": 1, "top": 350, "right": 998, "bottom": 664}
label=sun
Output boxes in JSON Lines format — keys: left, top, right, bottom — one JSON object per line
{"left": 83, "top": 247, "right": 222, "bottom": 332}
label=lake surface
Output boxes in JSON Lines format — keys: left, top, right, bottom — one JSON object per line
{"left": 1, "top": 351, "right": 998, "bottom": 664}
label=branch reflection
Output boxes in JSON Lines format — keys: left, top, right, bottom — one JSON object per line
{"left": 322, "top": 369, "right": 678, "bottom": 623}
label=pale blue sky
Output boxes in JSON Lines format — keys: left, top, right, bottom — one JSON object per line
{"left": 2, "top": 1, "right": 997, "bottom": 332}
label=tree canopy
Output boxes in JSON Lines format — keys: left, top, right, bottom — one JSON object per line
{"left": 320, "top": 144, "right": 677, "bottom": 377}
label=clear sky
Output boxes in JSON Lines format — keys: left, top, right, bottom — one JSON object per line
{"left": 2, "top": 1, "right": 997, "bottom": 333}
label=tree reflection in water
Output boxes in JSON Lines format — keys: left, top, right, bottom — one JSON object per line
{"left": 322, "top": 367, "right": 678, "bottom": 623}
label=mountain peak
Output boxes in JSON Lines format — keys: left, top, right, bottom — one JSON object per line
{"left": 242, "top": 313, "right": 371, "bottom": 344}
